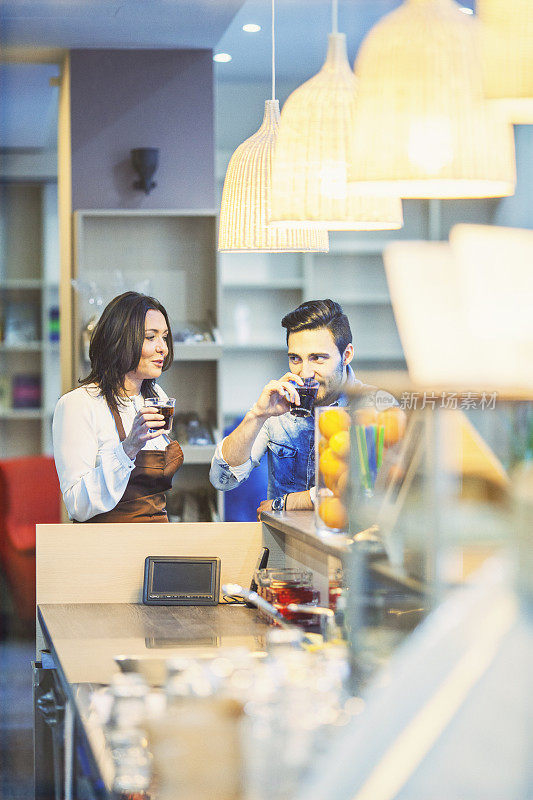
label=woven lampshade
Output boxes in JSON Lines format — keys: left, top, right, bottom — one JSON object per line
{"left": 270, "top": 33, "right": 403, "bottom": 231}
{"left": 450, "top": 223, "right": 533, "bottom": 347}
{"left": 478, "top": 0, "right": 533, "bottom": 124}
{"left": 348, "top": 0, "right": 516, "bottom": 199}
{"left": 218, "top": 100, "right": 329, "bottom": 252}
{"left": 384, "top": 225, "right": 533, "bottom": 389}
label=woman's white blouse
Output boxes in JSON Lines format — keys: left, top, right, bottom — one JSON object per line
{"left": 52, "top": 384, "right": 169, "bottom": 522}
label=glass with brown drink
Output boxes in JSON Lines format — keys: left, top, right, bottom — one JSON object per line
{"left": 290, "top": 377, "right": 319, "bottom": 417}
{"left": 144, "top": 397, "right": 176, "bottom": 433}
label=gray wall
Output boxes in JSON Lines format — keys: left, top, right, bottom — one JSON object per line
{"left": 494, "top": 126, "right": 533, "bottom": 229}
{"left": 70, "top": 49, "right": 215, "bottom": 210}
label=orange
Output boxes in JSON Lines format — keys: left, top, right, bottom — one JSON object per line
{"left": 336, "top": 469, "right": 349, "bottom": 497}
{"left": 318, "top": 436, "right": 329, "bottom": 456}
{"left": 318, "top": 408, "right": 350, "bottom": 439}
{"left": 319, "top": 497, "right": 347, "bottom": 530}
{"left": 329, "top": 430, "right": 350, "bottom": 459}
{"left": 378, "top": 407, "right": 407, "bottom": 447}
{"left": 323, "top": 471, "right": 338, "bottom": 492}
{"left": 319, "top": 448, "right": 345, "bottom": 484}
{"left": 354, "top": 407, "right": 378, "bottom": 426}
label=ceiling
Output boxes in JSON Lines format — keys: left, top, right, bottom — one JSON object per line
{"left": 0, "top": 0, "right": 475, "bottom": 151}
{"left": 0, "top": 0, "right": 244, "bottom": 50}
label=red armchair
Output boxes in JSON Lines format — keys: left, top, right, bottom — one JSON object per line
{"left": 0, "top": 456, "right": 61, "bottom": 625}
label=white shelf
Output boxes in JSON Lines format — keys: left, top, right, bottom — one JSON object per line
{"left": 0, "top": 408, "right": 44, "bottom": 419}
{"left": 0, "top": 341, "right": 43, "bottom": 352}
{"left": 327, "top": 239, "right": 393, "bottom": 255}
{"left": 222, "top": 279, "right": 304, "bottom": 290}
{"left": 223, "top": 342, "right": 287, "bottom": 352}
{"left": 173, "top": 342, "right": 223, "bottom": 361}
{"left": 341, "top": 294, "right": 392, "bottom": 305}
{"left": 357, "top": 351, "right": 406, "bottom": 362}
{"left": 76, "top": 208, "right": 218, "bottom": 217}
{"left": 180, "top": 444, "right": 216, "bottom": 464}
{"left": 0, "top": 279, "right": 44, "bottom": 290}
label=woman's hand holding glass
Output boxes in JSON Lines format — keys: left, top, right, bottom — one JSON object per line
{"left": 122, "top": 407, "right": 166, "bottom": 461}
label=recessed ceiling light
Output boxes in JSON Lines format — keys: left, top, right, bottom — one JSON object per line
{"left": 213, "top": 53, "right": 232, "bottom": 63}
{"left": 460, "top": 6, "right": 474, "bottom": 13}
{"left": 242, "top": 23, "right": 261, "bottom": 33}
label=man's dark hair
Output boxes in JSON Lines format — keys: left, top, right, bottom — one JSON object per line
{"left": 281, "top": 299, "right": 352, "bottom": 356}
{"left": 79, "top": 291, "right": 173, "bottom": 412}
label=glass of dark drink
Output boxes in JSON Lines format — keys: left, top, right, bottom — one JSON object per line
{"left": 256, "top": 568, "right": 320, "bottom": 630}
{"left": 144, "top": 397, "right": 176, "bottom": 433}
{"left": 290, "top": 377, "right": 319, "bottom": 417}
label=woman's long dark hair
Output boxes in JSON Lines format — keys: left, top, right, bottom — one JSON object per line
{"left": 79, "top": 291, "right": 174, "bottom": 412}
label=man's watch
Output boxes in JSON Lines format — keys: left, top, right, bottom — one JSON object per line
{"left": 271, "top": 495, "right": 286, "bottom": 512}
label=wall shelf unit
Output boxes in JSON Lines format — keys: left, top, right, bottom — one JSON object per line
{"left": 0, "top": 181, "right": 60, "bottom": 457}
{"left": 218, "top": 198, "right": 503, "bottom": 425}
{"left": 219, "top": 232, "right": 410, "bottom": 421}
{"left": 73, "top": 209, "right": 222, "bottom": 519}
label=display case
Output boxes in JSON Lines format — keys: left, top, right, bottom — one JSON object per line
{"left": 340, "top": 388, "right": 532, "bottom": 683}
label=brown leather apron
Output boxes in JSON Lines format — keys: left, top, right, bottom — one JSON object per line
{"left": 86, "top": 405, "right": 183, "bottom": 523}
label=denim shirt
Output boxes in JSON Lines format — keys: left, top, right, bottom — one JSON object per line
{"left": 263, "top": 411, "right": 318, "bottom": 499}
{"left": 210, "top": 381, "right": 361, "bottom": 500}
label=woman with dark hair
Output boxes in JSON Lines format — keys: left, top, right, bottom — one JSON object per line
{"left": 53, "top": 291, "right": 183, "bottom": 522}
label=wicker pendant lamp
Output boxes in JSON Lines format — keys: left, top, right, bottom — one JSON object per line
{"left": 384, "top": 225, "right": 533, "bottom": 389}
{"left": 218, "top": 1, "right": 329, "bottom": 252}
{"left": 478, "top": 0, "right": 533, "bottom": 124}
{"left": 348, "top": 0, "right": 516, "bottom": 199}
{"left": 270, "top": 2, "right": 403, "bottom": 231}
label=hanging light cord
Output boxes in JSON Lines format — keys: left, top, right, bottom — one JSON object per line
{"left": 271, "top": 0, "right": 276, "bottom": 100}
{"left": 332, "top": 0, "right": 338, "bottom": 34}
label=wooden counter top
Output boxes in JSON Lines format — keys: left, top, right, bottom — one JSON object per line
{"left": 260, "top": 509, "right": 353, "bottom": 557}
{"left": 38, "top": 602, "right": 270, "bottom": 687}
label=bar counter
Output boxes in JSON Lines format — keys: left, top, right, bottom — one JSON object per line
{"left": 260, "top": 509, "right": 426, "bottom": 596}
{"left": 34, "top": 513, "right": 425, "bottom": 799}
{"left": 37, "top": 602, "right": 271, "bottom": 798}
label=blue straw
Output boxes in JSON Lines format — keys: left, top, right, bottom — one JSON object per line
{"left": 365, "top": 425, "right": 376, "bottom": 487}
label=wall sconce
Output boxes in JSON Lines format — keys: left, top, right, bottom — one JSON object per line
{"left": 131, "top": 148, "right": 159, "bottom": 194}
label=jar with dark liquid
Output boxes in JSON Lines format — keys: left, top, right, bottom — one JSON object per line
{"left": 256, "top": 568, "right": 320, "bottom": 629}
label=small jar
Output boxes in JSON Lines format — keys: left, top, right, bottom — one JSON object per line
{"left": 108, "top": 673, "right": 148, "bottom": 730}
{"left": 328, "top": 566, "right": 344, "bottom": 611}
{"left": 107, "top": 674, "right": 151, "bottom": 799}
{"left": 255, "top": 568, "right": 320, "bottom": 629}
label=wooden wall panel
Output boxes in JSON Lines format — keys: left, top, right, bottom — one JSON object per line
{"left": 37, "top": 521, "right": 262, "bottom": 604}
